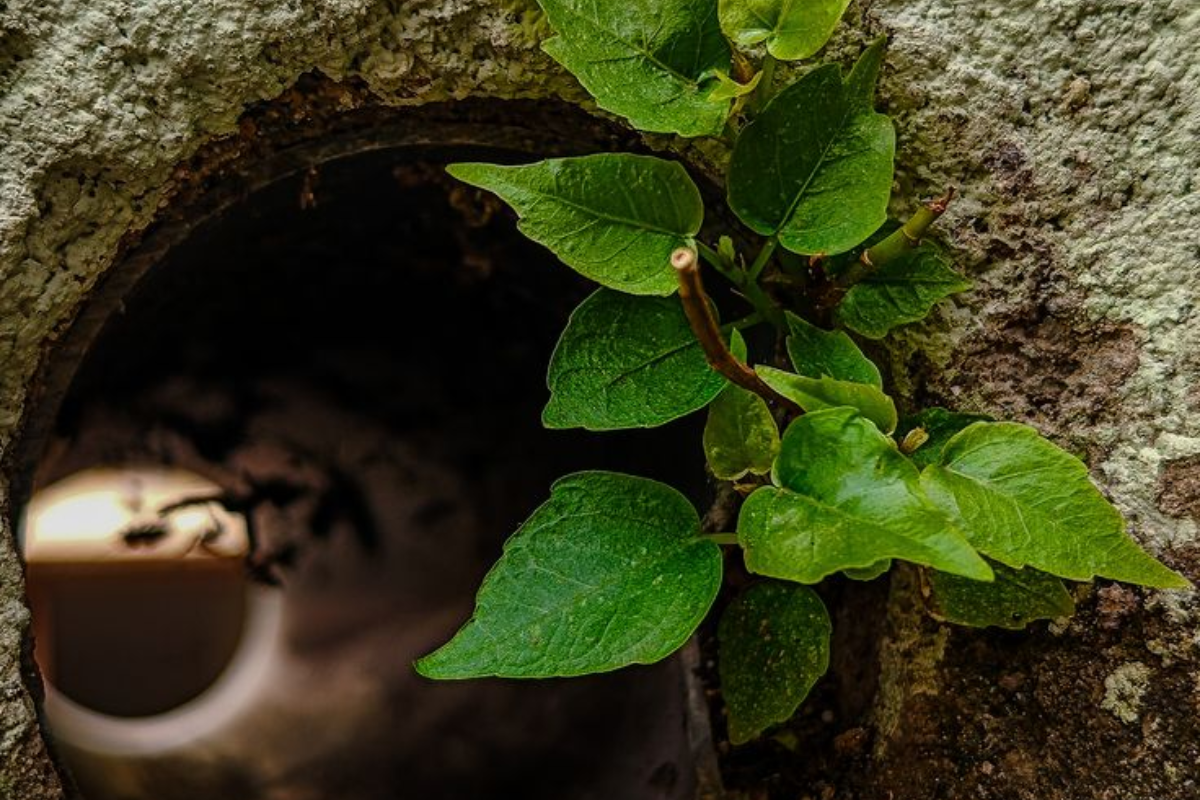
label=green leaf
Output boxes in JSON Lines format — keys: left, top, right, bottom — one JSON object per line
{"left": 727, "top": 40, "right": 894, "bottom": 256}
{"left": 922, "top": 423, "right": 1189, "bottom": 589}
{"left": 737, "top": 408, "right": 992, "bottom": 583}
{"left": 708, "top": 69, "right": 763, "bottom": 102}
{"left": 757, "top": 366, "right": 897, "bottom": 434}
{"left": 837, "top": 243, "right": 972, "bottom": 339}
{"left": 718, "top": 0, "right": 852, "bottom": 61}
{"left": 416, "top": 472, "right": 722, "bottom": 678}
{"left": 447, "top": 155, "right": 703, "bottom": 296}
{"left": 537, "top": 0, "right": 732, "bottom": 137}
{"left": 718, "top": 581, "right": 831, "bottom": 744}
{"left": 927, "top": 561, "right": 1075, "bottom": 630}
{"left": 785, "top": 311, "right": 882, "bottom": 387}
{"left": 704, "top": 384, "right": 780, "bottom": 480}
{"left": 895, "top": 408, "right": 993, "bottom": 469}
{"left": 843, "top": 560, "right": 891, "bottom": 581}
{"left": 544, "top": 289, "right": 729, "bottom": 430}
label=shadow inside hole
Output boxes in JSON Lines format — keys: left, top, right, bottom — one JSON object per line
{"left": 31, "top": 143, "right": 713, "bottom": 800}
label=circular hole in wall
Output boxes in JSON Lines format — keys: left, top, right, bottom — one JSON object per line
{"left": 18, "top": 106, "right": 718, "bottom": 800}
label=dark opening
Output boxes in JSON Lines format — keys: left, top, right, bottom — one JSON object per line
{"left": 19, "top": 104, "right": 718, "bottom": 800}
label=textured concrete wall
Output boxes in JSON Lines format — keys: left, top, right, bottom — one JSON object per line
{"left": 0, "top": 0, "right": 1197, "bottom": 797}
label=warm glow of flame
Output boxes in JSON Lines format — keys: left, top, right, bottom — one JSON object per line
{"left": 22, "top": 467, "right": 249, "bottom": 563}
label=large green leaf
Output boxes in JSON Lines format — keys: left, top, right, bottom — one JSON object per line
{"left": 757, "top": 365, "right": 897, "bottom": 433}
{"left": 927, "top": 561, "right": 1075, "bottom": 630}
{"left": 727, "top": 39, "right": 894, "bottom": 255}
{"left": 922, "top": 423, "right": 1188, "bottom": 588}
{"left": 737, "top": 408, "right": 991, "bottom": 583}
{"left": 895, "top": 407, "right": 993, "bottom": 469}
{"left": 719, "top": 581, "right": 831, "bottom": 744}
{"left": 447, "top": 155, "right": 703, "bottom": 296}
{"left": 837, "top": 242, "right": 972, "bottom": 339}
{"left": 416, "top": 472, "right": 722, "bottom": 678}
{"left": 538, "top": 0, "right": 731, "bottom": 137}
{"left": 703, "top": 384, "right": 780, "bottom": 480}
{"left": 718, "top": 0, "right": 852, "bottom": 61}
{"left": 785, "top": 311, "right": 881, "bottom": 386}
{"left": 544, "top": 289, "right": 731, "bottom": 430}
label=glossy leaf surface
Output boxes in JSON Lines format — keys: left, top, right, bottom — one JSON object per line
{"left": 737, "top": 408, "right": 991, "bottom": 583}
{"left": 544, "top": 289, "right": 729, "bottom": 430}
{"left": 922, "top": 423, "right": 1188, "bottom": 588}
{"left": 838, "top": 243, "right": 971, "bottom": 338}
{"left": 785, "top": 312, "right": 882, "bottom": 386}
{"left": 757, "top": 366, "right": 897, "bottom": 434}
{"left": 727, "top": 40, "right": 894, "bottom": 255}
{"left": 448, "top": 155, "right": 702, "bottom": 296}
{"left": 417, "top": 472, "right": 723, "bottom": 678}
{"left": 719, "top": 0, "right": 852, "bottom": 61}
{"left": 538, "top": 0, "right": 731, "bottom": 136}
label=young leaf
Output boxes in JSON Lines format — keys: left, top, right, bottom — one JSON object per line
{"left": 921, "top": 422, "right": 1189, "bottom": 589}
{"left": 843, "top": 560, "right": 891, "bottom": 581}
{"left": 896, "top": 407, "right": 993, "bottom": 469}
{"left": 757, "top": 366, "right": 897, "bottom": 434}
{"left": 718, "top": 0, "right": 852, "bottom": 61}
{"left": 927, "top": 561, "right": 1075, "bottom": 630}
{"left": 416, "top": 472, "right": 722, "bottom": 679}
{"left": 708, "top": 69, "right": 763, "bottom": 102}
{"left": 785, "top": 311, "right": 882, "bottom": 387}
{"left": 537, "top": 0, "right": 732, "bottom": 137}
{"left": 727, "top": 39, "right": 894, "bottom": 255}
{"left": 544, "top": 289, "right": 731, "bottom": 430}
{"left": 719, "top": 581, "right": 831, "bottom": 745}
{"left": 703, "top": 384, "right": 780, "bottom": 480}
{"left": 837, "top": 243, "right": 972, "bottom": 339}
{"left": 447, "top": 155, "right": 703, "bottom": 296}
{"left": 737, "top": 408, "right": 992, "bottom": 583}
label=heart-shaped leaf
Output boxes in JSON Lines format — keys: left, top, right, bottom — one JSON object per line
{"left": 416, "top": 472, "right": 723, "bottom": 678}
{"left": 447, "top": 154, "right": 703, "bottom": 296}
{"left": 544, "top": 289, "right": 734, "bottom": 430}
{"left": 757, "top": 365, "right": 898, "bottom": 434}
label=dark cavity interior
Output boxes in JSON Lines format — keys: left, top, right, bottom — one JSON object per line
{"left": 26, "top": 135, "right": 712, "bottom": 800}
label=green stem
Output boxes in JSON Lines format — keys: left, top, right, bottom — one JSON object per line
{"left": 696, "top": 240, "right": 740, "bottom": 286}
{"left": 728, "top": 312, "right": 763, "bottom": 330}
{"left": 749, "top": 54, "right": 778, "bottom": 116}
{"left": 747, "top": 237, "right": 778, "bottom": 282}
{"left": 839, "top": 188, "right": 956, "bottom": 287}
{"left": 705, "top": 533, "right": 740, "bottom": 546}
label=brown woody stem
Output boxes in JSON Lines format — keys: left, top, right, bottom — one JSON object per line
{"left": 673, "top": 248, "right": 801, "bottom": 413}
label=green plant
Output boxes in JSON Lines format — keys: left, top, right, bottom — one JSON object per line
{"left": 415, "top": 0, "right": 1188, "bottom": 744}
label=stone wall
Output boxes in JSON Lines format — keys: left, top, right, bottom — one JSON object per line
{"left": 1, "top": 0, "right": 1197, "bottom": 797}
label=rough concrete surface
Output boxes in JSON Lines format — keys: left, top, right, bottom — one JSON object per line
{"left": 0, "top": 0, "right": 1197, "bottom": 797}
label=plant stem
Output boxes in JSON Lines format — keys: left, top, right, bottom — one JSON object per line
{"left": 695, "top": 240, "right": 740, "bottom": 285}
{"left": 705, "top": 533, "right": 740, "bottom": 546}
{"left": 749, "top": 53, "right": 777, "bottom": 116}
{"left": 839, "top": 187, "right": 956, "bottom": 287}
{"left": 728, "top": 312, "right": 763, "bottom": 330}
{"left": 747, "top": 237, "right": 778, "bottom": 282}
{"left": 673, "top": 248, "right": 801, "bottom": 414}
